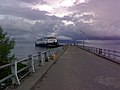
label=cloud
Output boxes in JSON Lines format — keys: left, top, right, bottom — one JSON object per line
{"left": 0, "top": 16, "right": 33, "bottom": 31}
{"left": 20, "top": 0, "right": 47, "bottom": 4}
{"left": 0, "top": 0, "right": 120, "bottom": 41}
{"left": 0, "top": 0, "right": 59, "bottom": 20}
{"left": 57, "top": 35, "right": 72, "bottom": 40}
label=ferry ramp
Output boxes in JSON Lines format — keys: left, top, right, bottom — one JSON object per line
{"left": 32, "top": 46, "right": 120, "bottom": 90}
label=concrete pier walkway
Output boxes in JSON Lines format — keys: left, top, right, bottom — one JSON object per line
{"left": 33, "top": 46, "right": 120, "bottom": 90}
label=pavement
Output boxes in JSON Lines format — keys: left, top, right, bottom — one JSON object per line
{"left": 32, "top": 46, "right": 120, "bottom": 90}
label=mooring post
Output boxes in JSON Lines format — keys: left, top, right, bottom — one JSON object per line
{"left": 11, "top": 59, "right": 20, "bottom": 85}
{"left": 28, "top": 55, "right": 35, "bottom": 73}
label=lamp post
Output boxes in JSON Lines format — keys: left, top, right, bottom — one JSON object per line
{"left": 80, "top": 31, "right": 85, "bottom": 47}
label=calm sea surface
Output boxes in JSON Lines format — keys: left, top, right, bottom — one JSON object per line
{"left": 85, "top": 40, "right": 120, "bottom": 51}
{"left": 11, "top": 41, "right": 49, "bottom": 60}
{"left": 85, "top": 44, "right": 120, "bottom": 51}
{"left": 11, "top": 40, "right": 120, "bottom": 60}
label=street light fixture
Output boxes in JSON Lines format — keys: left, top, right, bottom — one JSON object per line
{"left": 80, "top": 31, "right": 85, "bottom": 47}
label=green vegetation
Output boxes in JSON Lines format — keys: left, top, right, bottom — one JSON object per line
{"left": 0, "top": 26, "right": 15, "bottom": 65}
{"left": 0, "top": 26, "right": 15, "bottom": 80}
{"left": 0, "top": 26, "right": 27, "bottom": 84}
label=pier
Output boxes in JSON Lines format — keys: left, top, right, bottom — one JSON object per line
{"left": 1, "top": 45, "right": 120, "bottom": 90}
{"left": 32, "top": 45, "right": 120, "bottom": 90}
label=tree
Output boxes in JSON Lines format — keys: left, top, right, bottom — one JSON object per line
{"left": 0, "top": 26, "right": 15, "bottom": 65}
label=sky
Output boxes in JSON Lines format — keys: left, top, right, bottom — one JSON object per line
{"left": 0, "top": 0, "right": 120, "bottom": 41}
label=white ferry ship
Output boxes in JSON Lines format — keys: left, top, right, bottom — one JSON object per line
{"left": 35, "top": 36, "right": 58, "bottom": 47}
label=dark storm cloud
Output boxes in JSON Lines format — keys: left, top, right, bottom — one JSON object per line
{"left": 0, "top": 1, "right": 58, "bottom": 20}
{"left": 0, "top": 0, "right": 61, "bottom": 41}
{"left": 68, "top": 0, "right": 120, "bottom": 37}
{"left": 0, "top": 0, "right": 120, "bottom": 40}
{"left": 20, "top": 0, "right": 47, "bottom": 4}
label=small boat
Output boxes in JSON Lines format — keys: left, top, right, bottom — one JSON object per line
{"left": 35, "top": 36, "right": 58, "bottom": 47}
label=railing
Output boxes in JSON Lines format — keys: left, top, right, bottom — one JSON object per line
{"left": 78, "top": 45, "right": 120, "bottom": 63}
{"left": 0, "top": 46, "right": 66, "bottom": 88}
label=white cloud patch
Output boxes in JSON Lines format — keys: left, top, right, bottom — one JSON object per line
{"left": 62, "top": 20, "right": 75, "bottom": 26}
{"left": 57, "top": 35, "right": 72, "bottom": 40}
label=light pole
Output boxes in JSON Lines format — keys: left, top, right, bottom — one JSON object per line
{"left": 80, "top": 31, "right": 85, "bottom": 47}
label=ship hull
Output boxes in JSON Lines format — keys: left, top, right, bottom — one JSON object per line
{"left": 35, "top": 42, "right": 59, "bottom": 47}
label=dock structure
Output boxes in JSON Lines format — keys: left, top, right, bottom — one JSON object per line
{"left": 32, "top": 46, "right": 120, "bottom": 90}
{"left": 0, "top": 44, "right": 120, "bottom": 90}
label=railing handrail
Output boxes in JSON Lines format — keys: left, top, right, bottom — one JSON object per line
{"left": 17, "top": 57, "right": 29, "bottom": 63}
{"left": 86, "top": 46, "right": 120, "bottom": 54}
{"left": 0, "top": 46, "right": 66, "bottom": 88}
{"left": 0, "top": 63, "right": 13, "bottom": 69}
{"left": 78, "top": 45, "right": 120, "bottom": 61}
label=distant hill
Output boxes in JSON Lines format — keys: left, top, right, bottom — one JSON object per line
{"left": 58, "top": 39, "right": 82, "bottom": 44}
{"left": 86, "top": 36, "right": 120, "bottom": 40}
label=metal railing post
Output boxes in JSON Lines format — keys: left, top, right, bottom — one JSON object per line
{"left": 114, "top": 50, "right": 116, "bottom": 59}
{"left": 97, "top": 48, "right": 99, "bottom": 54}
{"left": 38, "top": 52, "right": 44, "bottom": 66}
{"left": 28, "top": 55, "right": 35, "bottom": 73}
{"left": 101, "top": 49, "right": 103, "bottom": 55}
{"left": 38, "top": 52, "right": 41, "bottom": 66}
{"left": 98, "top": 48, "right": 101, "bottom": 54}
{"left": 94, "top": 48, "right": 96, "bottom": 53}
{"left": 11, "top": 59, "right": 20, "bottom": 85}
{"left": 95, "top": 48, "right": 97, "bottom": 53}
{"left": 104, "top": 49, "right": 106, "bottom": 56}
{"left": 41, "top": 52, "right": 44, "bottom": 66}
{"left": 45, "top": 52, "right": 49, "bottom": 62}
{"left": 108, "top": 50, "right": 110, "bottom": 58}
{"left": 48, "top": 50, "right": 50, "bottom": 59}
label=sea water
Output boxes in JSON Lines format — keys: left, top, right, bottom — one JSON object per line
{"left": 11, "top": 41, "right": 48, "bottom": 60}
{"left": 82, "top": 40, "right": 120, "bottom": 60}
{"left": 84, "top": 40, "right": 120, "bottom": 51}
{"left": 12, "top": 40, "right": 120, "bottom": 60}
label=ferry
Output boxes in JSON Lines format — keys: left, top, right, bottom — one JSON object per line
{"left": 35, "top": 36, "right": 58, "bottom": 47}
